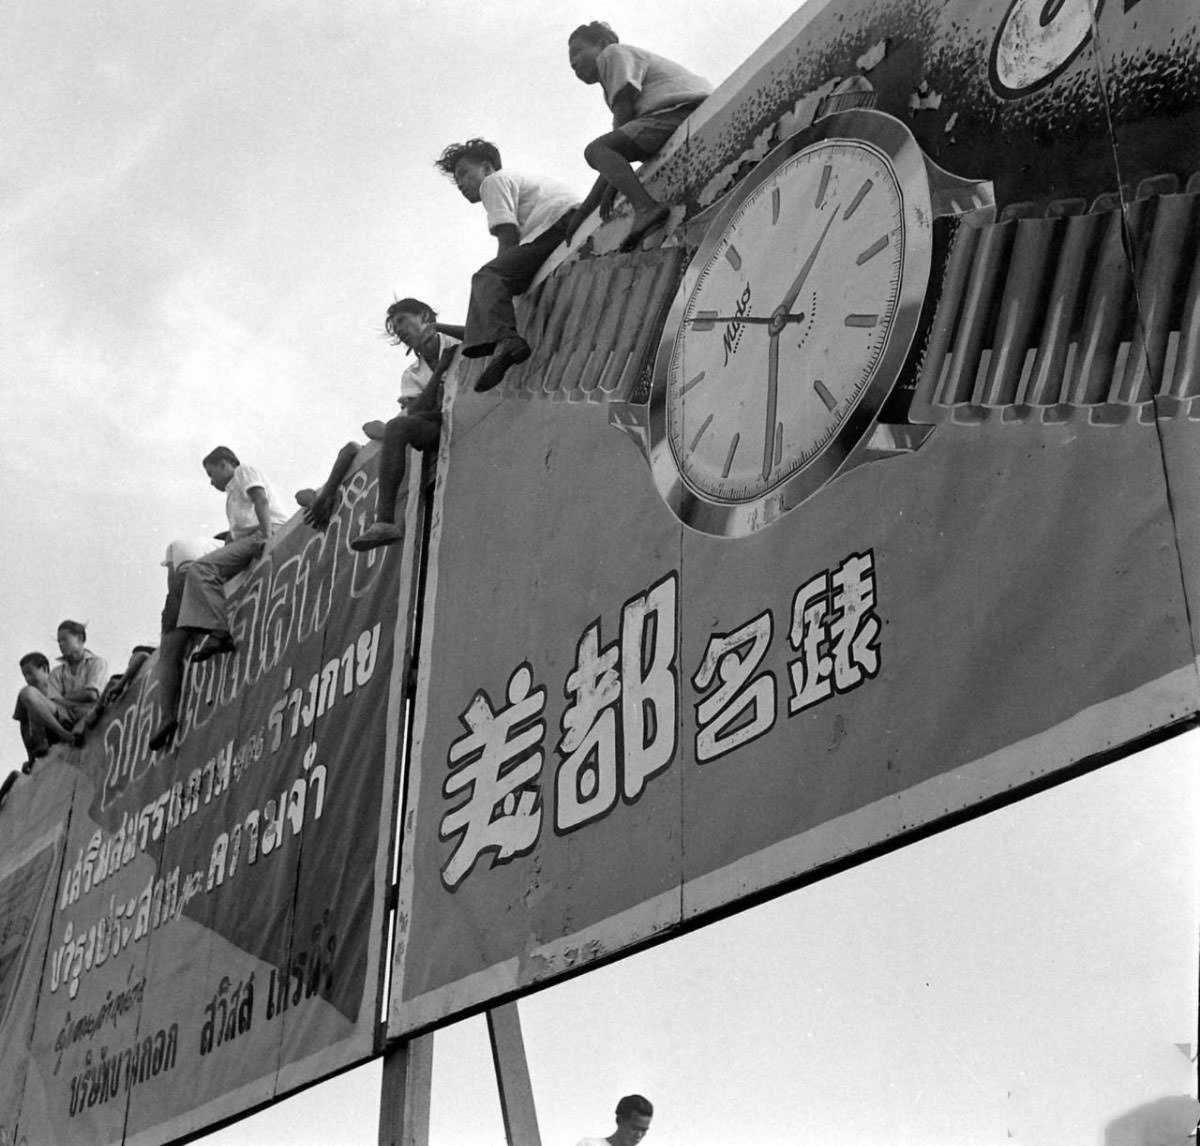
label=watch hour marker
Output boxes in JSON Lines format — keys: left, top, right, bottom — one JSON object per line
{"left": 845, "top": 313, "right": 879, "bottom": 328}
{"left": 813, "top": 379, "right": 838, "bottom": 410}
{"left": 690, "top": 413, "right": 714, "bottom": 452}
{"left": 681, "top": 370, "right": 707, "bottom": 395}
{"left": 691, "top": 310, "right": 718, "bottom": 331}
{"left": 771, "top": 187, "right": 781, "bottom": 224}
{"left": 843, "top": 179, "right": 874, "bottom": 221}
{"left": 815, "top": 164, "right": 832, "bottom": 209}
{"left": 725, "top": 246, "right": 742, "bottom": 270}
{"left": 722, "top": 433, "right": 740, "bottom": 478}
{"left": 856, "top": 234, "right": 889, "bottom": 265}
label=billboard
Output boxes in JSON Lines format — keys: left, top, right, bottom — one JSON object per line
{"left": 390, "top": 0, "right": 1200, "bottom": 1034}
{"left": 0, "top": 455, "right": 411, "bottom": 1145}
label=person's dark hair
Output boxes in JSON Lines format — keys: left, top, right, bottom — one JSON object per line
{"left": 385, "top": 298, "right": 438, "bottom": 342}
{"left": 570, "top": 21, "right": 619, "bottom": 47}
{"left": 435, "top": 139, "right": 502, "bottom": 179}
{"left": 57, "top": 620, "right": 87, "bottom": 642}
{"left": 19, "top": 652, "right": 50, "bottom": 673}
{"left": 202, "top": 446, "right": 240, "bottom": 469}
{"left": 616, "top": 1095, "right": 653, "bottom": 1121}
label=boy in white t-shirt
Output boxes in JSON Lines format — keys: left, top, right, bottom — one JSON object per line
{"left": 435, "top": 138, "right": 580, "bottom": 393}
{"left": 566, "top": 22, "right": 711, "bottom": 250}
{"left": 296, "top": 298, "right": 463, "bottom": 533}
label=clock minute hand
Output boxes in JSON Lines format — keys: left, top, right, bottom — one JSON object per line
{"left": 776, "top": 206, "right": 839, "bottom": 316}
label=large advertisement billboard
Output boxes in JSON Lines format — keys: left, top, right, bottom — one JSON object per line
{"left": 390, "top": 0, "right": 1200, "bottom": 1034}
{"left": 0, "top": 457, "right": 410, "bottom": 1145}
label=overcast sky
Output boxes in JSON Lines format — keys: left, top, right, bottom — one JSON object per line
{"left": 2, "top": 1, "right": 1196, "bottom": 1143}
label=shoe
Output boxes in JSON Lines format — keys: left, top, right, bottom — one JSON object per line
{"left": 148, "top": 719, "right": 178, "bottom": 753}
{"left": 350, "top": 521, "right": 405, "bottom": 551}
{"left": 295, "top": 488, "right": 317, "bottom": 508}
{"left": 191, "top": 632, "right": 237, "bottom": 663}
{"left": 474, "top": 336, "right": 531, "bottom": 393}
{"left": 362, "top": 420, "right": 387, "bottom": 441}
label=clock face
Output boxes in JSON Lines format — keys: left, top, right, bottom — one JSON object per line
{"left": 647, "top": 112, "right": 933, "bottom": 537}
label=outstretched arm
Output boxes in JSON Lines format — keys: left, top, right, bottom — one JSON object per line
{"left": 566, "top": 176, "right": 618, "bottom": 238}
{"left": 434, "top": 322, "right": 466, "bottom": 340}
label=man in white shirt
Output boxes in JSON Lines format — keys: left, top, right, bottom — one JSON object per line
{"left": 178, "top": 446, "right": 289, "bottom": 664}
{"left": 567, "top": 22, "right": 711, "bottom": 250}
{"left": 577, "top": 1094, "right": 654, "bottom": 1146}
{"left": 435, "top": 139, "right": 580, "bottom": 392}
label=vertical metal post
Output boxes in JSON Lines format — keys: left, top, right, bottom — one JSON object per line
{"left": 378, "top": 1034, "right": 434, "bottom": 1146}
{"left": 487, "top": 1003, "right": 542, "bottom": 1146}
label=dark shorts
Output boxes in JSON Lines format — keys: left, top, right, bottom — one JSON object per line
{"left": 616, "top": 99, "right": 707, "bottom": 158}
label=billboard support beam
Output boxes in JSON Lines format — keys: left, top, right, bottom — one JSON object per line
{"left": 378, "top": 1034, "right": 434, "bottom": 1146}
{"left": 487, "top": 1003, "right": 542, "bottom": 1146}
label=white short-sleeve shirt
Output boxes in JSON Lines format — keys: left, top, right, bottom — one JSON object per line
{"left": 225, "top": 464, "right": 289, "bottom": 539}
{"left": 479, "top": 169, "right": 580, "bottom": 243}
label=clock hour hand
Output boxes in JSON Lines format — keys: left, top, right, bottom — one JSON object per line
{"left": 686, "top": 313, "right": 806, "bottom": 328}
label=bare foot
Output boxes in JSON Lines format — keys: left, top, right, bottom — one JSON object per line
{"left": 620, "top": 202, "right": 671, "bottom": 252}
{"left": 302, "top": 489, "right": 337, "bottom": 530}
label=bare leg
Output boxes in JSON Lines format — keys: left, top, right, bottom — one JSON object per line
{"left": 15, "top": 687, "right": 73, "bottom": 767}
{"left": 147, "top": 629, "right": 193, "bottom": 751}
{"left": 298, "top": 442, "right": 361, "bottom": 530}
{"left": 580, "top": 133, "right": 667, "bottom": 220}
{"left": 16, "top": 687, "right": 73, "bottom": 743}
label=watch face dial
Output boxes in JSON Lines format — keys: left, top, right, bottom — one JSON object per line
{"left": 648, "top": 111, "right": 933, "bottom": 537}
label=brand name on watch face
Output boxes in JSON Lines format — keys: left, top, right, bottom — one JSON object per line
{"left": 722, "top": 283, "right": 754, "bottom": 367}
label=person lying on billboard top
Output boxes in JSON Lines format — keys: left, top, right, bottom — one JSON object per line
{"left": 577, "top": 1093, "right": 654, "bottom": 1146}
{"left": 351, "top": 298, "right": 460, "bottom": 552}
{"left": 565, "top": 21, "right": 711, "bottom": 250}
{"left": 435, "top": 139, "right": 580, "bottom": 393}
{"left": 177, "top": 447, "right": 288, "bottom": 665}
{"left": 297, "top": 298, "right": 463, "bottom": 535}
